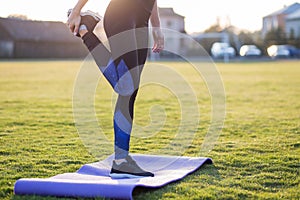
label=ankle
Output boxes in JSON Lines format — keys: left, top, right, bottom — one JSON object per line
{"left": 79, "top": 24, "right": 88, "bottom": 37}
{"left": 79, "top": 29, "right": 88, "bottom": 37}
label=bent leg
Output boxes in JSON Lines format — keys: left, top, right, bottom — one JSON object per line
{"left": 82, "top": 32, "right": 126, "bottom": 93}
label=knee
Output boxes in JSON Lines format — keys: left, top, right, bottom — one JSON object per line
{"left": 114, "top": 73, "right": 140, "bottom": 96}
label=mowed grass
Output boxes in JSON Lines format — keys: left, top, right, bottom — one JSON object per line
{"left": 0, "top": 60, "right": 299, "bottom": 199}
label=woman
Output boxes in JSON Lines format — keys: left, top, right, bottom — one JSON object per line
{"left": 67, "top": 0, "right": 164, "bottom": 178}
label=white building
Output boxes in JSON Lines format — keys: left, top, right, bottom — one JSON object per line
{"left": 262, "top": 3, "right": 300, "bottom": 38}
{"left": 286, "top": 9, "right": 300, "bottom": 38}
{"left": 150, "top": 7, "right": 186, "bottom": 59}
{"left": 159, "top": 7, "right": 185, "bottom": 33}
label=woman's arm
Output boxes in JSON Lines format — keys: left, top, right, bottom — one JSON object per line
{"left": 150, "top": 0, "right": 164, "bottom": 53}
{"left": 150, "top": 0, "right": 160, "bottom": 27}
{"left": 67, "top": 0, "right": 89, "bottom": 35}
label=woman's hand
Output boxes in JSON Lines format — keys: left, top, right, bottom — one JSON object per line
{"left": 67, "top": 9, "right": 81, "bottom": 36}
{"left": 67, "top": 0, "right": 88, "bottom": 35}
{"left": 150, "top": 1, "right": 163, "bottom": 53}
{"left": 152, "top": 27, "right": 164, "bottom": 53}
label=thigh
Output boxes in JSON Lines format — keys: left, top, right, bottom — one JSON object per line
{"left": 135, "top": 27, "right": 149, "bottom": 68}
{"left": 135, "top": 0, "right": 155, "bottom": 67}
{"left": 104, "top": 0, "right": 138, "bottom": 69}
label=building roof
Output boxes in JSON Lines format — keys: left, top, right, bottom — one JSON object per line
{"left": 264, "top": 3, "right": 300, "bottom": 17}
{"left": 286, "top": 8, "right": 300, "bottom": 20}
{"left": 159, "top": 8, "right": 184, "bottom": 18}
{"left": 0, "top": 17, "right": 79, "bottom": 43}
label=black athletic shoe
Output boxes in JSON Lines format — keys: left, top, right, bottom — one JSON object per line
{"left": 67, "top": 9, "right": 102, "bottom": 37}
{"left": 109, "top": 155, "right": 154, "bottom": 178}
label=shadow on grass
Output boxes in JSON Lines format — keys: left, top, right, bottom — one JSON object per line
{"left": 133, "top": 161, "right": 221, "bottom": 200}
{"left": 13, "top": 195, "right": 106, "bottom": 200}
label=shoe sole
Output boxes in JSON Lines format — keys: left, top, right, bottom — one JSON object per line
{"left": 67, "top": 9, "right": 102, "bottom": 22}
{"left": 109, "top": 173, "right": 151, "bottom": 179}
{"left": 81, "top": 10, "right": 102, "bottom": 22}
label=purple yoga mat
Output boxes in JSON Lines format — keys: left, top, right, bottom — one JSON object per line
{"left": 14, "top": 154, "right": 212, "bottom": 199}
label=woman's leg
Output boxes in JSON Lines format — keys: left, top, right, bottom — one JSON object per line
{"left": 104, "top": 1, "right": 141, "bottom": 159}
{"left": 113, "top": 90, "right": 138, "bottom": 159}
{"left": 112, "top": 29, "right": 149, "bottom": 159}
{"left": 81, "top": 31, "right": 128, "bottom": 92}
{"left": 72, "top": 10, "right": 132, "bottom": 94}
{"left": 102, "top": 0, "right": 156, "bottom": 178}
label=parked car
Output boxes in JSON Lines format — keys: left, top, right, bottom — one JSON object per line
{"left": 239, "top": 45, "right": 262, "bottom": 57}
{"left": 286, "top": 45, "right": 300, "bottom": 58}
{"left": 267, "top": 45, "right": 300, "bottom": 58}
{"left": 211, "top": 42, "right": 236, "bottom": 58}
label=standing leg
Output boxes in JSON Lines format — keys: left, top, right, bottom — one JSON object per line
{"left": 104, "top": 0, "right": 142, "bottom": 160}
{"left": 104, "top": 0, "right": 155, "bottom": 178}
{"left": 113, "top": 90, "right": 138, "bottom": 159}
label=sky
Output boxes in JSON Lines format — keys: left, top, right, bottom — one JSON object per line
{"left": 0, "top": 0, "right": 298, "bottom": 33}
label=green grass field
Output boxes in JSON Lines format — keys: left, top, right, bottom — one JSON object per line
{"left": 0, "top": 60, "right": 299, "bottom": 199}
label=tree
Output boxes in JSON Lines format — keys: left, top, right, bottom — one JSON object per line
{"left": 287, "top": 29, "right": 300, "bottom": 48}
{"left": 289, "top": 28, "right": 295, "bottom": 41}
{"left": 197, "top": 23, "right": 223, "bottom": 54}
{"left": 264, "top": 28, "right": 287, "bottom": 47}
{"left": 204, "top": 24, "right": 222, "bottom": 33}
{"left": 7, "top": 14, "right": 28, "bottom": 20}
{"left": 238, "top": 31, "right": 254, "bottom": 45}
{"left": 252, "top": 30, "right": 266, "bottom": 55}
